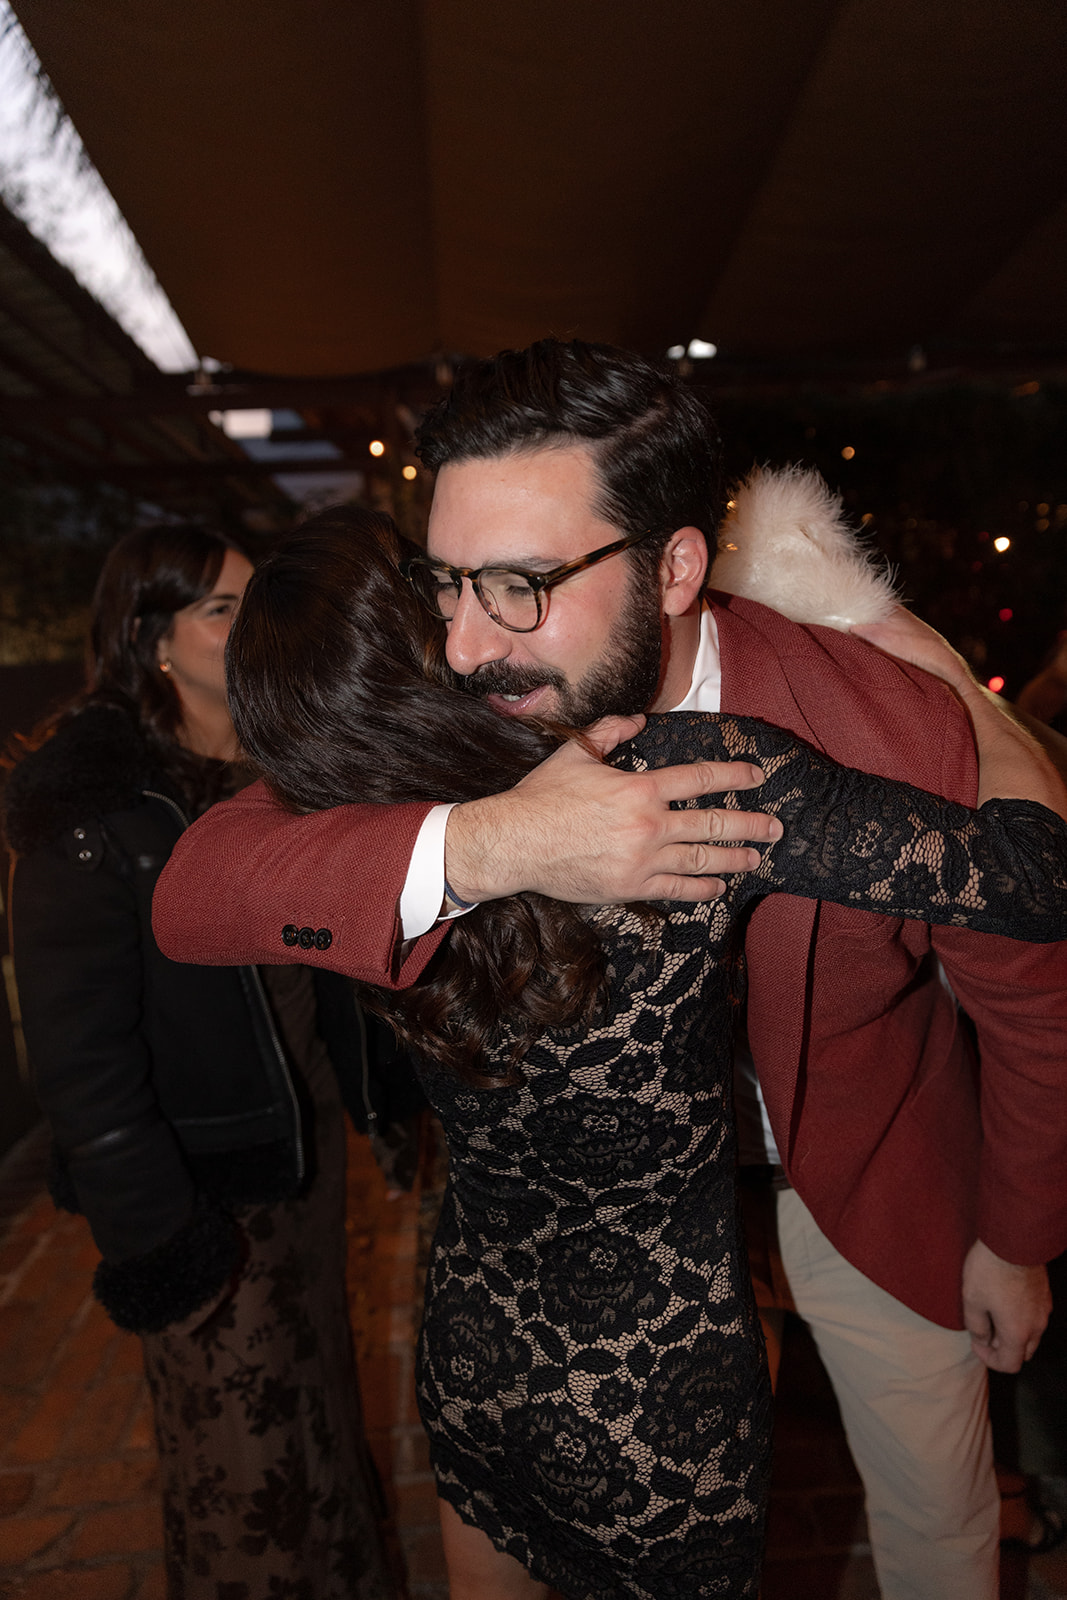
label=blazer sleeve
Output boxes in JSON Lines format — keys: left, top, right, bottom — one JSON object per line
{"left": 152, "top": 779, "right": 449, "bottom": 987}
{"left": 890, "top": 658, "right": 1067, "bottom": 1268}
{"left": 934, "top": 925, "right": 1067, "bottom": 1267}
{"left": 920, "top": 661, "right": 1067, "bottom": 1270}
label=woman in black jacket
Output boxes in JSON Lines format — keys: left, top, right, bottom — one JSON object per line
{"left": 3, "top": 525, "right": 399, "bottom": 1599}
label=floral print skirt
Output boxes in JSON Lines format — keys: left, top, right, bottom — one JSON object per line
{"left": 141, "top": 1079, "right": 398, "bottom": 1600}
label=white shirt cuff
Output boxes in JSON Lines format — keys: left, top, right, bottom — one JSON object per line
{"left": 399, "top": 803, "right": 460, "bottom": 938}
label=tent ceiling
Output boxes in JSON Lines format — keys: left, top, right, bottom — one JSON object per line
{"left": 10, "top": 0, "right": 1067, "bottom": 382}
{"left": 0, "top": 197, "right": 295, "bottom": 515}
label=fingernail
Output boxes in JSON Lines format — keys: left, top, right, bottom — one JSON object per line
{"left": 750, "top": 765, "right": 765, "bottom": 783}
{"left": 769, "top": 819, "right": 783, "bottom": 839}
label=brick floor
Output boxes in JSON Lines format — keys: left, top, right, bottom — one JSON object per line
{"left": 0, "top": 1118, "right": 1059, "bottom": 1599}
{"left": 0, "top": 1120, "right": 445, "bottom": 1600}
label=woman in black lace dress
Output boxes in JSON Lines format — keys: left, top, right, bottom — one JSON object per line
{"left": 226, "top": 509, "right": 1067, "bottom": 1600}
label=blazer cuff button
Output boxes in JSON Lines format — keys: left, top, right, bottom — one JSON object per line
{"left": 282, "top": 924, "right": 299, "bottom": 946}
{"left": 314, "top": 928, "right": 333, "bottom": 950}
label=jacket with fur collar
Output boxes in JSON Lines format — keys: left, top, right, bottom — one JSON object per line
{"left": 4, "top": 704, "right": 336, "bottom": 1333}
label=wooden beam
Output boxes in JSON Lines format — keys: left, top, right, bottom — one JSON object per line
{"left": 52, "top": 454, "right": 374, "bottom": 485}
{"left": 4, "top": 348, "right": 1067, "bottom": 429}
{"left": 0, "top": 363, "right": 448, "bottom": 426}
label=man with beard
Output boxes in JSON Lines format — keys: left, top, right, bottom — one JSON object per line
{"left": 155, "top": 338, "right": 1067, "bottom": 1600}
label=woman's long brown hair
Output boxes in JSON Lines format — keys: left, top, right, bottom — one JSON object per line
{"left": 4, "top": 524, "right": 247, "bottom": 814}
{"left": 226, "top": 505, "right": 610, "bottom": 1084}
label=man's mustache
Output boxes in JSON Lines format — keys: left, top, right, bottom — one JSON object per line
{"left": 461, "top": 662, "right": 568, "bottom": 698}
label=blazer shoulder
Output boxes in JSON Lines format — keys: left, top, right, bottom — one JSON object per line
{"left": 709, "top": 591, "right": 977, "bottom": 798}
{"left": 710, "top": 591, "right": 962, "bottom": 706}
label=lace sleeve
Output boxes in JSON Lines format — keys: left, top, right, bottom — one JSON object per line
{"left": 620, "top": 712, "right": 1067, "bottom": 943}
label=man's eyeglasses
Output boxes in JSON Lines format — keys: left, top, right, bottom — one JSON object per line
{"left": 400, "top": 529, "right": 655, "bottom": 634}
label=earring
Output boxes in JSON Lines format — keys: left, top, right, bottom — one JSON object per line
{"left": 159, "top": 659, "right": 172, "bottom": 674}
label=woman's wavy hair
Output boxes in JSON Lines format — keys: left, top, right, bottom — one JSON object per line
{"left": 6, "top": 524, "right": 247, "bottom": 810}
{"left": 226, "top": 504, "right": 609, "bottom": 1084}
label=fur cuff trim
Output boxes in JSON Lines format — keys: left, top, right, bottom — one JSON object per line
{"left": 4, "top": 705, "right": 152, "bottom": 854}
{"left": 93, "top": 1205, "right": 241, "bottom": 1334}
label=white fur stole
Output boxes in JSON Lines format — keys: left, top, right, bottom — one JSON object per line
{"left": 708, "top": 465, "right": 901, "bottom": 631}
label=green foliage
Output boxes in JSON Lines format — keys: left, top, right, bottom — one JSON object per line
{"left": 0, "top": 444, "right": 143, "bottom": 662}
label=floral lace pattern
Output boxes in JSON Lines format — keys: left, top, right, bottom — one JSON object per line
{"left": 416, "top": 713, "right": 1067, "bottom": 1600}
{"left": 142, "top": 1028, "right": 396, "bottom": 1600}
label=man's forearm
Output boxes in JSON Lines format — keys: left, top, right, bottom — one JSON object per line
{"left": 154, "top": 722, "right": 783, "bottom": 971}
{"left": 852, "top": 608, "right": 1067, "bottom": 816}
{"left": 954, "top": 679, "right": 1067, "bottom": 815}
{"left": 152, "top": 781, "right": 443, "bottom": 986}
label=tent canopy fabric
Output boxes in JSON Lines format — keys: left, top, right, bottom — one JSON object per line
{"left": 10, "top": 0, "right": 1067, "bottom": 381}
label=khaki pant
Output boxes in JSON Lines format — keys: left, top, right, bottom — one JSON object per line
{"left": 743, "top": 1182, "right": 999, "bottom": 1600}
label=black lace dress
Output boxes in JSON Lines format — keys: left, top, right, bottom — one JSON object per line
{"left": 414, "top": 713, "right": 1067, "bottom": 1600}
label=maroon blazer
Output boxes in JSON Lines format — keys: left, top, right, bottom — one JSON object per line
{"left": 154, "top": 596, "right": 1067, "bottom": 1327}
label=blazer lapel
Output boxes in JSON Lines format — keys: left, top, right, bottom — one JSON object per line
{"left": 713, "top": 592, "right": 824, "bottom": 748}
{"left": 713, "top": 596, "right": 818, "bottom": 1161}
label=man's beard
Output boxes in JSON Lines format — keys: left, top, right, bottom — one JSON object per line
{"left": 464, "top": 577, "right": 664, "bottom": 727}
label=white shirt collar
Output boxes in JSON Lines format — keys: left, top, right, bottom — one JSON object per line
{"left": 665, "top": 602, "right": 721, "bottom": 714}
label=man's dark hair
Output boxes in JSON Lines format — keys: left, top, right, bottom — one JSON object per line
{"left": 415, "top": 338, "right": 723, "bottom": 582}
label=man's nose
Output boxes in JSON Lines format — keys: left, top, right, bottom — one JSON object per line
{"left": 444, "top": 581, "right": 512, "bottom": 676}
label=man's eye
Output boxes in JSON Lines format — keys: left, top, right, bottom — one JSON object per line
{"left": 498, "top": 576, "right": 535, "bottom": 597}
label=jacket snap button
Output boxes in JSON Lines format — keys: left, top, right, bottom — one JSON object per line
{"left": 314, "top": 928, "right": 333, "bottom": 950}
{"left": 282, "top": 924, "right": 299, "bottom": 946}
{"left": 74, "top": 828, "right": 86, "bottom": 840}
{"left": 297, "top": 926, "right": 315, "bottom": 949}
{"left": 78, "top": 848, "right": 92, "bottom": 862}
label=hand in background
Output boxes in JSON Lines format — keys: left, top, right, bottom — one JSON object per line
{"left": 962, "top": 1239, "right": 1051, "bottom": 1372}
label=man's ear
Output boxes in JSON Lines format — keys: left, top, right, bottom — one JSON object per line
{"left": 660, "top": 528, "right": 708, "bottom": 616}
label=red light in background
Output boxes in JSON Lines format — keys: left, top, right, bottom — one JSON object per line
{"left": 998, "top": 608, "right": 1013, "bottom": 622}
{"left": 987, "top": 676, "right": 1005, "bottom": 694}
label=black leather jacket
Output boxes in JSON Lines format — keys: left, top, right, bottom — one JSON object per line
{"left": 3, "top": 704, "right": 405, "bottom": 1332}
